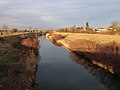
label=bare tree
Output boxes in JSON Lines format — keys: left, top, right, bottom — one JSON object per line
{"left": 3, "top": 24, "right": 8, "bottom": 31}
{"left": 29, "top": 26, "right": 32, "bottom": 32}
{"left": 110, "top": 20, "right": 120, "bottom": 31}
{"left": 2, "top": 24, "right": 9, "bottom": 34}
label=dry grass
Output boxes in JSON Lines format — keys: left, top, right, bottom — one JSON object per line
{"left": 52, "top": 32, "right": 120, "bottom": 76}
{"left": 0, "top": 32, "right": 32, "bottom": 37}
{"left": 0, "top": 50, "right": 38, "bottom": 90}
{"left": 0, "top": 35, "right": 39, "bottom": 90}
{"left": 53, "top": 32, "right": 120, "bottom": 45}
{"left": 50, "top": 34, "right": 63, "bottom": 40}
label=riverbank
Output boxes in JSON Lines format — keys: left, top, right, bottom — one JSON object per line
{"left": 48, "top": 32, "right": 120, "bottom": 51}
{"left": 35, "top": 36, "right": 109, "bottom": 90}
{"left": 0, "top": 34, "right": 39, "bottom": 90}
{"left": 0, "top": 32, "right": 32, "bottom": 37}
{"left": 53, "top": 32, "right": 120, "bottom": 44}
{"left": 47, "top": 32, "right": 120, "bottom": 76}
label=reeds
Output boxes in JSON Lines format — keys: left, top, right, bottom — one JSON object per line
{"left": 0, "top": 47, "right": 38, "bottom": 90}
{"left": 21, "top": 38, "right": 39, "bottom": 49}
{"left": 0, "top": 35, "right": 39, "bottom": 90}
{"left": 66, "top": 39, "right": 120, "bottom": 76}
{"left": 47, "top": 34, "right": 65, "bottom": 42}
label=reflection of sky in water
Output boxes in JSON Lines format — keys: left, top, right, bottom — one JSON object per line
{"left": 36, "top": 37, "right": 107, "bottom": 90}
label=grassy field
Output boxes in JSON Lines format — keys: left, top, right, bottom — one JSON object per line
{"left": 53, "top": 32, "right": 120, "bottom": 45}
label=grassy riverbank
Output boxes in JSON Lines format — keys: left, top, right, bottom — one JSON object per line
{"left": 0, "top": 32, "right": 32, "bottom": 37}
{"left": 50, "top": 32, "right": 120, "bottom": 54}
{"left": 48, "top": 32, "right": 120, "bottom": 76}
{"left": 53, "top": 32, "right": 120, "bottom": 45}
{"left": 0, "top": 34, "right": 39, "bottom": 90}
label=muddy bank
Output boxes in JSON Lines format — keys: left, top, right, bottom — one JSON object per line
{"left": 0, "top": 34, "right": 39, "bottom": 90}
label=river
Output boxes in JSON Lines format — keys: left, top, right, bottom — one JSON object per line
{"left": 35, "top": 36, "right": 111, "bottom": 90}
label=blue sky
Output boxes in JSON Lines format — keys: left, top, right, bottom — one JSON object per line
{"left": 0, "top": 0, "right": 120, "bottom": 29}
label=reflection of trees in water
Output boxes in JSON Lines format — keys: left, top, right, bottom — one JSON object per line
{"left": 70, "top": 51, "right": 120, "bottom": 90}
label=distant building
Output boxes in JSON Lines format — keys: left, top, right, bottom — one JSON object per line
{"left": 96, "top": 28, "right": 108, "bottom": 32}
{"left": 110, "top": 26, "right": 120, "bottom": 31}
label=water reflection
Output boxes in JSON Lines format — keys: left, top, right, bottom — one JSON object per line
{"left": 70, "top": 51, "right": 120, "bottom": 90}
{"left": 48, "top": 38, "right": 62, "bottom": 47}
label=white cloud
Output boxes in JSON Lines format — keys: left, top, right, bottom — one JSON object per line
{"left": 41, "top": 16, "right": 55, "bottom": 21}
{"left": 0, "top": 0, "right": 8, "bottom": 5}
{"left": 40, "top": 16, "right": 63, "bottom": 22}
{"left": 6, "top": 8, "right": 39, "bottom": 15}
{"left": 0, "top": 17, "right": 19, "bottom": 24}
{"left": 0, "top": 0, "right": 120, "bottom": 29}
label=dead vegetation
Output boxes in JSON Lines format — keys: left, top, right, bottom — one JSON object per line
{"left": 0, "top": 34, "right": 39, "bottom": 90}
{"left": 70, "top": 51, "right": 120, "bottom": 90}
{"left": 49, "top": 33, "right": 120, "bottom": 76}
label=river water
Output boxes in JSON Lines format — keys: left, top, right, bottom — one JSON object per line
{"left": 35, "top": 36, "right": 108, "bottom": 90}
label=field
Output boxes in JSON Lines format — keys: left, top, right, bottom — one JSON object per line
{"left": 53, "top": 32, "right": 120, "bottom": 45}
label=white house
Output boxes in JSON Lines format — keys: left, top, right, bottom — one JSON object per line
{"left": 96, "top": 28, "right": 108, "bottom": 32}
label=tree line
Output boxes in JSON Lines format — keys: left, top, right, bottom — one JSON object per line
{"left": 57, "top": 20, "right": 120, "bottom": 35}
{"left": 0, "top": 24, "right": 18, "bottom": 35}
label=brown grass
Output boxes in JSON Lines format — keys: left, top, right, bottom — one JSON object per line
{"left": 70, "top": 43, "right": 120, "bottom": 75}
{"left": 53, "top": 32, "right": 120, "bottom": 44}
{"left": 21, "top": 38, "right": 39, "bottom": 48}
{"left": 0, "top": 48, "right": 38, "bottom": 90}
{"left": 51, "top": 32, "right": 120, "bottom": 76}
{"left": 0, "top": 35, "right": 39, "bottom": 90}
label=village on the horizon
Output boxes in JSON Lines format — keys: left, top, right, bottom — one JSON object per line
{"left": 0, "top": 20, "right": 120, "bottom": 35}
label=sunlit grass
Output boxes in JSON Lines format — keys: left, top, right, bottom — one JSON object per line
{"left": 54, "top": 32, "right": 120, "bottom": 45}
